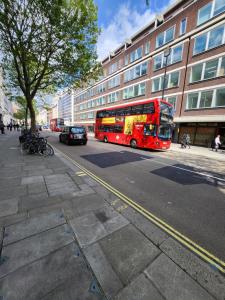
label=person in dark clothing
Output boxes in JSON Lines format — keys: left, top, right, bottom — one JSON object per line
{"left": 9, "top": 123, "right": 12, "bottom": 131}
{"left": 186, "top": 134, "right": 191, "bottom": 149}
{"left": 0, "top": 121, "right": 5, "bottom": 134}
{"left": 16, "top": 123, "right": 20, "bottom": 131}
{"left": 181, "top": 134, "right": 187, "bottom": 148}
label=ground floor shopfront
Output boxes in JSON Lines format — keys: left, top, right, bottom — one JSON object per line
{"left": 176, "top": 122, "right": 225, "bottom": 148}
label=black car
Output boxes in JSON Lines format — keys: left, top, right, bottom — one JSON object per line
{"left": 59, "top": 126, "right": 87, "bottom": 145}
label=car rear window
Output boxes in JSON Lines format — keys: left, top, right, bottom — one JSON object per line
{"left": 71, "top": 127, "right": 85, "bottom": 134}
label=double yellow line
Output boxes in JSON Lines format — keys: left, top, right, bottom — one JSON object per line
{"left": 55, "top": 146, "right": 225, "bottom": 274}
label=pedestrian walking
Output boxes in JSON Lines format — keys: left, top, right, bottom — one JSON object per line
{"left": 186, "top": 133, "right": 191, "bottom": 149}
{"left": 181, "top": 133, "right": 187, "bottom": 148}
{"left": 13, "top": 124, "right": 16, "bottom": 131}
{"left": 9, "top": 123, "right": 12, "bottom": 131}
{"left": 0, "top": 121, "right": 5, "bottom": 134}
{"left": 214, "top": 135, "right": 221, "bottom": 152}
{"left": 16, "top": 123, "right": 20, "bottom": 131}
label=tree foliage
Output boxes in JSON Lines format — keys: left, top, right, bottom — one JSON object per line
{"left": 0, "top": 0, "right": 101, "bottom": 130}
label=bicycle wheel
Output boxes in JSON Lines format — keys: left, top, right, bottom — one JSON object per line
{"left": 46, "top": 144, "right": 54, "bottom": 156}
{"left": 38, "top": 143, "right": 54, "bottom": 156}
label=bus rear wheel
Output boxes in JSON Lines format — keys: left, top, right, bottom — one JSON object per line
{"left": 103, "top": 136, "right": 108, "bottom": 143}
{"left": 130, "top": 139, "right": 137, "bottom": 149}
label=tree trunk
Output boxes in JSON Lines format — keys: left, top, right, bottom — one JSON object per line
{"left": 27, "top": 97, "right": 36, "bottom": 132}
{"left": 25, "top": 105, "right": 28, "bottom": 130}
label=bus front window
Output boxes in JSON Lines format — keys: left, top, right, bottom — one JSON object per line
{"left": 158, "top": 125, "right": 172, "bottom": 140}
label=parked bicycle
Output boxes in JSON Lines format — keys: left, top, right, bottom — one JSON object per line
{"left": 19, "top": 130, "right": 54, "bottom": 156}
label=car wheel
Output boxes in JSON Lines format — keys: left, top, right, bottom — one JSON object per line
{"left": 130, "top": 139, "right": 137, "bottom": 149}
{"left": 103, "top": 136, "right": 108, "bottom": 143}
{"left": 82, "top": 141, "right": 87, "bottom": 145}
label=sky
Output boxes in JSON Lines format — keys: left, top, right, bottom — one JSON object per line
{"left": 94, "top": 0, "right": 176, "bottom": 60}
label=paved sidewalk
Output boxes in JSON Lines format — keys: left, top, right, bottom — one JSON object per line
{"left": 0, "top": 132, "right": 225, "bottom": 300}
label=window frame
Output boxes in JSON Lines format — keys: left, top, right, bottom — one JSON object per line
{"left": 180, "top": 18, "right": 187, "bottom": 36}
{"left": 197, "top": 0, "right": 225, "bottom": 26}
{"left": 193, "top": 24, "right": 225, "bottom": 56}
{"left": 156, "top": 25, "right": 176, "bottom": 49}
{"left": 152, "top": 71, "right": 180, "bottom": 92}
{"left": 153, "top": 44, "right": 183, "bottom": 71}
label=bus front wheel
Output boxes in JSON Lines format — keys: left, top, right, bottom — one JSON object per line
{"left": 130, "top": 139, "right": 137, "bottom": 148}
{"left": 103, "top": 136, "right": 108, "bottom": 143}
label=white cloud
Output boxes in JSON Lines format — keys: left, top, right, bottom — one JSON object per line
{"left": 97, "top": 3, "right": 155, "bottom": 61}
{"left": 97, "top": 0, "right": 179, "bottom": 61}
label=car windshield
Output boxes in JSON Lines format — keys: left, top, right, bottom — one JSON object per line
{"left": 71, "top": 127, "right": 85, "bottom": 134}
{"left": 158, "top": 125, "right": 172, "bottom": 140}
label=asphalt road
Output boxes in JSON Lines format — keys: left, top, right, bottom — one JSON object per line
{"left": 48, "top": 133, "right": 225, "bottom": 262}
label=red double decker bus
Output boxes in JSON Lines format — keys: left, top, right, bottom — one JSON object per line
{"left": 50, "top": 118, "right": 64, "bottom": 132}
{"left": 95, "top": 98, "right": 174, "bottom": 150}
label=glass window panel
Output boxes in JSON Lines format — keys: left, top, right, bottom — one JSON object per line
{"left": 214, "top": 0, "right": 225, "bottom": 16}
{"left": 125, "top": 55, "right": 129, "bottom": 65}
{"left": 169, "top": 72, "right": 179, "bottom": 88}
{"left": 198, "top": 2, "right": 212, "bottom": 25}
{"left": 156, "top": 32, "right": 164, "bottom": 48}
{"left": 137, "top": 47, "right": 142, "bottom": 59}
{"left": 141, "top": 62, "right": 147, "bottom": 75}
{"left": 135, "top": 65, "right": 141, "bottom": 77}
{"left": 140, "top": 83, "right": 146, "bottom": 95}
{"left": 194, "top": 33, "right": 207, "bottom": 54}
{"left": 218, "top": 56, "right": 225, "bottom": 76}
{"left": 145, "top": 41, "right": 150, "bottom": 54}
{"left": 167, "top": 96, "right": 177, "bottom": 110}
{"left": 191, "top": 64, "right": 203, "bottom": 82}
{"left": 215, "top": 88, "right": 225, "bottom": 106}
{"left": 162, "top": 74, "right": 169, "bottom": 90}
{"left": 187, "top": 93, "right": 198, "bottom": 109}
{"left": 180, "top": 18, "right": 187, "bottom": 35}
{"left": 173, "top": 45, "right": 183, "bottom": 63}
{"left": 154, "top": 55, "right": 163, "bottom": 70}
{"left": 199, "top": 91, "right": 213, "bottom": 108}
{"left": 204, "top": 59, "right": 219, "bottom": 79}
{"left": 208, "top": 25, "right": 224, "bottom": 49}
{"left": 152, "top": 78, "right": 160, "bottom": 92}
{"left": 165, "top": 27, "right": 174, "bottom": 43}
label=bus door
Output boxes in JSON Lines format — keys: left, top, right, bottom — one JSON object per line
{"left": 133, "top": 123, "right": 144, "bottom": 144}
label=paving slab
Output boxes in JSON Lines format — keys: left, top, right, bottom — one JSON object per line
{"left": 160, "top": 237, "right": 225, "bottom": 300}
{"left": 27, "top": 169, "right": 53, "bottom": 176}
{"left": 99, "top": 224, "right": 160, "bottom": 285}
{"left": 145, "top": 253, "right": 214, "bottom": 300}
{"left": 121, "top": 206, "right": 169, "bottom": 246}
{"left": 21, "top": 175, "right": 44, "bottom": 185}
{"left": 114, "top": 273, "right": 164, "bottom": 300}
{"left": 83, "top": 242, "right": 123, "bottom": 298}
{"left": 23, "top": 165, "right": 46, "bottom": 171}
{"left": 0, "top": 224, "right": 74, "bottom": 278}
{"left": 27, "top": 182, "right": 47, "bottom": 195}
{"left": 4, "top": 211, "right": 66, "bottom": 245}
{"left": 19, "top": 193, "right": 61, "bottom": 211}
{"left": 0, "top": 212, "right": 28, "bottom": 227}
{"left": 70, "top": 206, "right": 129, "bottom": 247}
{"left": 0, "top": 242, "right": 84, "bottom": 300}
{"left": 42, "top": 270, "right": 103, "bottom": 300}
{"left": 0, "top": 198, "right": 19, "bottom": 218}
{"left": 71, "top": 194, "right": 108, "bottom": 216}
{"left": 92, "top": 185, "right": 118, "bottom": 203}
{"left": 44, "top": 173, "right": 72, "bottom": 185}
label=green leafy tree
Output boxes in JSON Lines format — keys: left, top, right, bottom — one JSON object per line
{"left": 0, "top": 0, "right": 101, "bottom": 131}
{"left": 12, "top": 95, "right": 38, "bottom": 126}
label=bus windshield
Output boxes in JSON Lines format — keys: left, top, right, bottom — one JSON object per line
{"left": 158, "top": 125, "right": 172, "bottom": 140}
{"left": 160, "top": 102, "right": 173, "bottom": 124}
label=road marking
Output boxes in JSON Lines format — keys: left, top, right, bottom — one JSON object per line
{"left": 140, "top": 157, "right": 225, "bottom": 183}
{"left": 53, "top": 145, "right": 225, "bottom": 274}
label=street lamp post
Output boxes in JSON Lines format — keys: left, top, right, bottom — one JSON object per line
{"left": 162, "top": 47, "right": 171, "bottom": 101}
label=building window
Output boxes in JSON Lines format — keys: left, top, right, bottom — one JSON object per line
{"left": 190, "top": 55, "right": 225, "bottom": 83}
{"left": 88, "top": 112, "right": 94, "bottom": 119}
{"left": 130, "top": 47, "right": 142, "bottom": 63}
{"left": 109, "top": 62, "right": 118, "bottom": 75}
{"left": 197, "top": 0, "right": 225, "bottom": 26}
{"left": 199, "top": 90, "right": 213, "bottom": 108}
{"left": 180, "top": 18, "right": 187, "bottom": 35}
{"left": 125, "top": 55, "right": 129, "bottom": 66}
{"left": 124, "top": 62, "right": 148, "bottom": 82}
{"left": 96, "top": 96, "right": 106, "bottom": 106}
{"left": 152, "top": 71, "right": 180, "bottom": 92}
{"left": 108, "top": 92, "right": 120, "bottom": 103}
{"left": 145, "top": 41, "right": 150, "bottom": 55}
{"left": 123, "top": 82, "right": 146, "bottom": 99}
{"left": 153, "top": 44, "right": 183, "bottom": 70}
{"left": 215, "top": 88, "right": 225, "bottom": 106}
{"left": 166, "top": 96, "right": 177, "bottom": 110}
{"left": 97, "top": 83, "right": 106, "bottom": 94}
{"left": 187, "top": 93, "right": 199, "bottom": 109}
{"left": 204, "top": 59, "right": 218, "bottom": 79}
{"left": 108, "top": 75, "right": 120, "bottom": 89}
{"left": 193, "top": 24, "right": 225, "bottom": 55}
{"left": 186, "top": 87, "right": 225, "bottom": 109}
{"left": 156, "top": 26, "right": 175, "bottom": 48}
